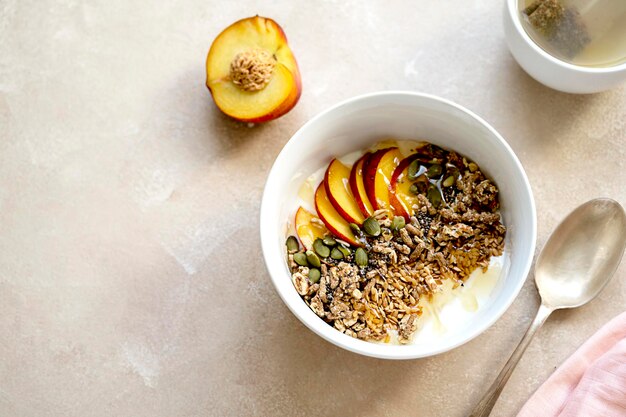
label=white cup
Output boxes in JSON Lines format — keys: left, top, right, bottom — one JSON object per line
{"left": 503, "top": 0, "right": 626, "bottom": 94}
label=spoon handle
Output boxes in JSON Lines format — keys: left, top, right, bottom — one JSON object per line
{"left": 468, "top": 303, "right": 554, "bottom": 417}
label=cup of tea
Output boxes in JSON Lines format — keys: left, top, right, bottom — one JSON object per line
{"left": 503, "top": 0, "right": 626, "bottom": 93}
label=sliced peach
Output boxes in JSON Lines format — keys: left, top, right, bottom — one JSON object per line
{"left": 362, "top": 149, "right": 385, "bottom": 209}
{"left": 314, "top": 184, "right": 361, "bottom": 247}
{"left": 324, "top": 159, "right": 366, "bottom": 225}
{"left": 349, "top": 153, "right": 375, "bottom": 218}
{"left": 363, "top": 147, "right": 403, "bottom": 214}
{"left": 389, "top": 154, "right": 425, "bottom": 219}
{"left": 295, "top": 207, "right": 328, "bottom": 250}
{"left": 206, "top": 16, "right": 301, "bottom": 123}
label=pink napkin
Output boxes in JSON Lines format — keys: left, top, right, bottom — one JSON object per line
{"left": 517, "top": 311, "right": 626, "bottom": 417}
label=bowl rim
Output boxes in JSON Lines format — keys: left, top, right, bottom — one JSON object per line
{"left": 260, "top": 91, "right": 537, "bottom": 359}
{"left": 505, "top": 0, "right": 626, "bottom": 74}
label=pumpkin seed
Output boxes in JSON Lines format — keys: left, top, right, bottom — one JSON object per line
{"left": 293, "top": 252, "right": 308, "bottom": 266}
{"left": 338, "top": 246, "right": 351, "bottom": 258}
{"left": 322, "top": 235, "right": 337, "bottom": 246}
{"left": 442, "top": 175, "right": 455, "bottom": 187}
{"left": 427, "top": 185, "right": 443, "bottom": 208}
{"left": 407, "top": 160, "right": 420, "bottom": 180}
{"left": 468, "top": 162, "right": 478, "bottom": 172}
{"left": 330, "top": 247, "right": 344, "bottom": 260}
{"left": 391, "top": 216, "right": 406, "bottom": 232}
{"left": 363, "top": 217, "right": 381, "bottom": 237}
{"left": 349, "top": 223, "right": 361, "bottom": 234}
{"left": 355, "top": 247, "right": 368, "bottom": 267}
{"left": 308, "top": 268, "right": 321, "bottom": 284}
{"left": 426, "top": 164, "right": 442, "bottom": 178}
{"left": 313, "top": 238, "right": 330, "bottom": 258}
{"left": 306, "top": 250, "right": 321, "bottom": 267}
{"left": 286, "top": 236, "right": 299, "bottom": 252}
{"left": 410, "top": 175, "right": 429, "bottom": 195}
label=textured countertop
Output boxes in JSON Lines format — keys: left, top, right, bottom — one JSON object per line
{"left": 1, "top": 1, "right": 625, "bottom": 416}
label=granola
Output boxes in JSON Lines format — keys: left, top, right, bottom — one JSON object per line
{"left": 286, "top": 142, "right": 506, "bottom": 344}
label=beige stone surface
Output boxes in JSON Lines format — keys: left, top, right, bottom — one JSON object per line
{"left": 0, "top": 1, "right": 625, "bottom": 416}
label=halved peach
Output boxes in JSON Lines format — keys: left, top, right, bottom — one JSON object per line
{"left": 324, "top": 159, "right": 365, "bottom": 225}
{"left": 206, "top": 16, "right": 301, "bottom": 123}
{"left": 295, "top": 207, "right": 328, "bottom": 250}
{"left": 314, "top": 184, "right": 361, "bottom": 247}
{"left": 349, "top": 153, "right": 375, "bottom": 218}
{"left": 389, "top": 154, "right": 424, "bottom": 219}
{"left": 363, "top": 147, "right": 403, "bottom": 215}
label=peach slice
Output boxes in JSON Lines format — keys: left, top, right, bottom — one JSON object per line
{"left": 389, "top": 154, "right": 424, "bottom": 219}
{"left": 324, "top": 159, "right": 366, "bottom": 225}
{"left": 349, "top": 153, "right": 375, "bottom": 218}
{"left": 363, "top": 147, "right": 403, "bottom": 214}
{"left": 314, "top": 184, "right": 361, "bottom": 247}
{"left": 206, "top": 16, "right": 302, "bottom": 123}
{"left": 295, "top": 207, "right": 328, "bottom": 250}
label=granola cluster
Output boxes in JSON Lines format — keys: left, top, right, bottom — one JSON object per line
{"left": 289, "top": 151, "right": 505, "bottom": 344}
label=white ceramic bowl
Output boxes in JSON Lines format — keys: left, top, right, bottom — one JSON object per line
{"left": 260, "top": 92, "right": 536, "bottom": 359}
{"left": 504, "top": 0, "right": 626, "bottom": 94}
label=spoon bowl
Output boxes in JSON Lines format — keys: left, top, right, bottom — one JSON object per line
{"left": 536, "top": 198, "right": 626, "bottom": 309}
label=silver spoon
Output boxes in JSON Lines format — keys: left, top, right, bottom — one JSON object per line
{"left": 469, "top": 198, "right": 626, "bottom": 417}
